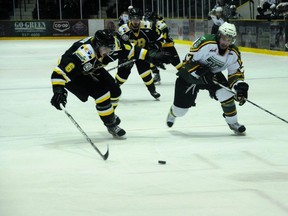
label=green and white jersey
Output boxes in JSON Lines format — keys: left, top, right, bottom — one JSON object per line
{"left": 190, "top": 34, "right": 243, "bottom": 76}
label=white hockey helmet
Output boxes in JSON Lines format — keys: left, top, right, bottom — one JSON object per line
{"left": 215, "top": 6, "right": 223, "bottom": 13}
{"left": 218, "top": 22, "right": 237, "bottom": 45}
{"left": 128, "top": 5, "right": 134, "bottom": 10}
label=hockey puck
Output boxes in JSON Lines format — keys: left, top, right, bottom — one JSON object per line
{"left": 158, "top": 160, "right": 166, "bottom": 165}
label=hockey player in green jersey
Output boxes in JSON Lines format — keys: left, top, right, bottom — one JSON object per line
{"left": 166, "top": 22, "right": 249, "bottom": 134}
{"left": 50, "top": 29, "right": 169, "bottom": 138}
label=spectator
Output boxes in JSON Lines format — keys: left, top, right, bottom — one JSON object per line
{"left": 228, "top": 5, "right": 240, "bottom": 19}
{"left": 257, "top": 0, "right": 277, "bottom": 19}
{"left": 276, "top": 0, "right": 288, "bottom": 18}
{"left": 213, "top": 0, "right": 231, "bottom": 18}
{"left": 208, "top": 7, "right": 226, "bottom": 34}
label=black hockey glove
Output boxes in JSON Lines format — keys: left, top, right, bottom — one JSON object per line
{"left": 233, "top": 82, "right": 249, "bottom": 106}
{"left": 176, "top": 66, "right": 214, "bottom": 85}
{"left": 51, "top": 85, "right": 67, "bottom": 110}
{"left": 146, "top": 50, "right": 172, "bottom": 67}
{"left": 147, "top": 42, "right": 161, "bottom": 51}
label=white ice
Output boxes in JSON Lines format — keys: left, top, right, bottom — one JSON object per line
{"left": 0, "top": 39, "right": 288, "bottom": 216}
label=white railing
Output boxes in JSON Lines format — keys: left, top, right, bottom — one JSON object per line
{"left": 5, "top": 0, "right": 249, "bottom": 21}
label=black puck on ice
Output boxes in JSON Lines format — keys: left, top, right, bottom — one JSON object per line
{"left": 158, "top": 160, "right": 166, "bottom": 165}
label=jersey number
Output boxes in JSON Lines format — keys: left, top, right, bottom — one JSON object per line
{"left": 130, "top": 38, "right": 146, "bottom": 48}
{"left": 65, "top": 63, "right": 75, "bottom": 73}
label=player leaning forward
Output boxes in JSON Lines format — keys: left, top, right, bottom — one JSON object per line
{"left": 50, "top": 30, "right": 168, "bottom": 138}
{"left": 167, "top": 22, "right": 249, "bottom": 134}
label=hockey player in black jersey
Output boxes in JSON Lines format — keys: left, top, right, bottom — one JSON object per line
{"left": 143, "top": 11, "right": 182, "bottom": 84}
{"left": 166, "top": 22, "right": 249, "bottom": 134}
{"left": 117, "top": 8, "right": 171, "bottom": 99}
{"left": 50, "top": 29, "right": 169, "bottom": 138}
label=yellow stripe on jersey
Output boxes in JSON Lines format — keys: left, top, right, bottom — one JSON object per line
{"left": 162, "top": 42, "right": 174, "bottom": 47}
{"left": 115, "top": 74, "right": 127, "bottom": 83}
{"left": 124, "top": 43, "right": 132, "bottom": 51}
{"left": 175, "top": 62, "right": 183, "bottom": 70}
{"left": 145, "top": 78, "right": 154, "bottom": 86}
{"left": 97, "top": 106, "right": 114, "bottom": 116}
{"left": 225, "top": 109, "right": 237, "bottom": 116}
{"left": 140, "top": 69, "right": 151, "bottom": 78}
{"left": 51, "top": 78, "right": 66, "bottom": 86}
{"left": 95, "top": 92, "right": 110, "bottom": 104}
{"left": 228, "top": 70, "right": 245, "bottom": 88}
{"left": 190, "top": 40, "right": 217, "bottom": 52}
{"left": 53, "top": 66, "right": 71, "bottom": 82}
{"left": 187, "top": 64, "right": 200, "bottom": 73}
{"left": 231, "top": 47, "right": 242, "bottom": 66}
{"left": 139, "top": 49, "right": 147, "bottom": 60}
{"left": 127, "top": 48, "right": 135, "bottom": 60}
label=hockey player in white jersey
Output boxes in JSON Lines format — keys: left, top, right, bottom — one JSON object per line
{"left": 166, "top": 22, "right": 249, "bottom": 134}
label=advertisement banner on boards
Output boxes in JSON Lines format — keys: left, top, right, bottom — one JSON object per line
{"left": 0, "top": 20, "right": 88, "bottom": 37}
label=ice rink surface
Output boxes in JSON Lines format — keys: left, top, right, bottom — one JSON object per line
{"left": 0, "top": 39, "right": 288, "bottom": 216}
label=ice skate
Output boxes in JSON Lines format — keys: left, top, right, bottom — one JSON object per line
{"left": 115, "top": 115, "right": 121, "bottom": 125}
{"left": 107, "top": 125, "right": 126, "bottom": 139}
{"left": 150, "top": 90, "right": 161, "bottom": 100}
{"left": 166, "top": 107, "right": 176, "bottom": 127}
{"left": 227, "top": 122, "right": 246, "bottom": 135}
{"left": 153, "top": 73, "right": 161, "bottom": 85}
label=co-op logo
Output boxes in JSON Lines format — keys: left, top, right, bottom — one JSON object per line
{"left": 53, "top": 21, "right": 70, "bottom": 32}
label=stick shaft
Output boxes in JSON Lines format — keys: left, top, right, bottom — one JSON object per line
{"left": 106, "top": 59, "right": 136, "bottom": 72}
{"left": 60, "top": 105, "right": 109, "bottom": 160}
{"left": 214, "top": 81, "right": 288, "bottom": 124}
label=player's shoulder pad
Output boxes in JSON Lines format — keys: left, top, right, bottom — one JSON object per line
{"left": 140, "top": 20, "right": 152, "bottom": 30}
{"left": 142, "top": 20, "right": 152, "bottom": 28}
{"left": 229, "top": 44, "right": 241, "bottom": 56}
{"left": 192, "top": 34, "right": 217, "bottom": 49}
{"left": 73, "top": 43, "right": 96, "bottom": 63}
{"left": 118, "top": 24, "right": 130, "bottom": 42}
{"left": 157, "top": 20, "right": 167, "bottom": 31}
{"left": 118, "top": 24, "right": 130, "bottom": 35}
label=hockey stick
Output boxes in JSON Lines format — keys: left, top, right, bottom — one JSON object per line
{"left": 87, "top": 59, "right": 137, "bottom": 76}
{"left": 106, "top": 59, "right": 136, "bottom": 72}
{"left": 60, "top": 104, "right": 109, "bottom": 160}
{"left": 213, "top": 80, "right": 288, "bottom": 124}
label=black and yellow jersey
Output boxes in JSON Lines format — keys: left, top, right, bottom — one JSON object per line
{"left": 51, "top": 36, "right": 148, "bottom": 88}
{"left": 118, "top": 20, "right": 164, "bottom": 50}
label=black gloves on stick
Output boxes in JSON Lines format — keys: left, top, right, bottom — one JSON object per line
{"left": 234, "top": 82, "right": 249, "bottom": 106}
{"left": 51, "top": 86, "right": 67, "bottom": 110}
{"left": 146, "top": 50, "right": 172, "bottom": 67}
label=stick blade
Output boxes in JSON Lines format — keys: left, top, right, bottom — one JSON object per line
{"left": 102, "top": 145, "right": 109, "bottom": 160}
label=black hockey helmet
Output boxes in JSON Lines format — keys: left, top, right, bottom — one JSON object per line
{"left": 129, "top": 8, "right": 142, "bottom": 19}
{"left": 94, "top": 29, "right": 115, "bottom": 51}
